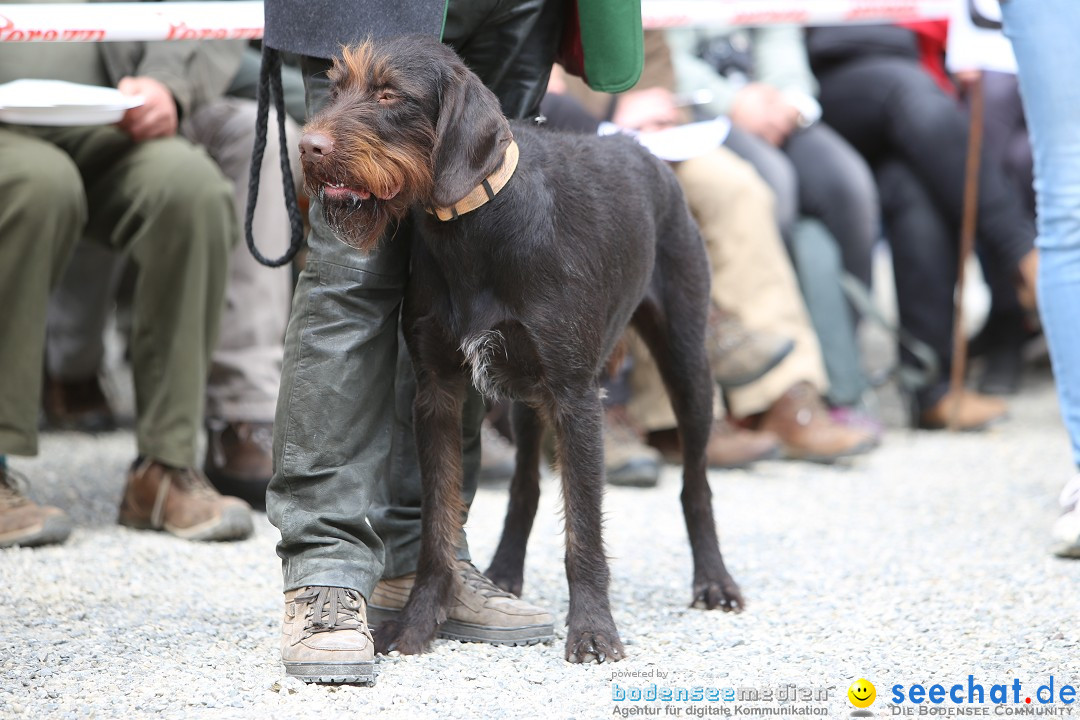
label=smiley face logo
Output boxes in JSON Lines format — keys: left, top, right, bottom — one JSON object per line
{"left": 848, "top": 679, "right": 876, "bottom": 708}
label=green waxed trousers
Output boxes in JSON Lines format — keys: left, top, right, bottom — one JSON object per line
{"left": 0, "top": 125, "right": 235, "bottom": 468}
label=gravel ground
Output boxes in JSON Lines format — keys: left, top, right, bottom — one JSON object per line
{"left": 3, "top": 370, "right": 1079, "bottom": 720}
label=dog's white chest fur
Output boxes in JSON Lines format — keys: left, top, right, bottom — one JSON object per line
{"left": 461, "top": 330, "right": 506, "bottom": 399}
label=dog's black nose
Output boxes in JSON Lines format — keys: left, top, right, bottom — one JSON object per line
{"left": 300, "top": 132, "right": 334, "bottom": 159}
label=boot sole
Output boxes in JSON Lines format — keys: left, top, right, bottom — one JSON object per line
{"left": 658, "top": 442, "right": 783, "bottom": 470}
{"left": 118, "top": 505, "right": 253, "bottom": 542}
{"left": 0, "top": 513, "right": 73, "bottom": 548}
{"left": 367, "top": 605, "right": 555, "bottom": 646}
{"left": 783, "top": 437, "right": 879, "bottom": 464}
{"left": 203, "top": 470, "right": 269, "bottom": 511}
{"left": 284, "top": 661, "right": 375, "bottom": 685}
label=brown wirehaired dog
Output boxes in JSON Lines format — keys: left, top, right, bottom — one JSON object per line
{"left": 299, "top": 35, "right": 743, "bottom": 664}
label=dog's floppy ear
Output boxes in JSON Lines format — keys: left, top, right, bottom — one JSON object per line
{"left": 431, "top": 60, "right": 512, "bottom": 208}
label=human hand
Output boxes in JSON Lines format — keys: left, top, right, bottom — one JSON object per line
{"left": 612, "top": 87, "right": 681, "bottom": 133}
{"left": 116, "top": 76, "right": 178, "bottom": 141}
{"left": 730, "top": 83, "right": 800, "bottom": 146}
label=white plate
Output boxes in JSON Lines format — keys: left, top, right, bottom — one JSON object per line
{"left": 0, "top": 79, "right": 143, "bottom": 127}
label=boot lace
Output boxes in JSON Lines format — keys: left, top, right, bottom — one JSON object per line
{"left": 295, "top": 586, "right": 366, "bottom": 636}
{"left": 457, "top": 561, "right": 514, "bottom": 600}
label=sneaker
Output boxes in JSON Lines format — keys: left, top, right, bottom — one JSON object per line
{"left": 204, "top": 419, "right": 273, "bottom": 509}
{"left": 118, "top": 458, "right": 253, "bottom": 541}
{"left": 368, "top": 560, "right": 554, "bottom": 646}
{"left": 282, "top": 586, "right": 375, "bottom": 684}
{"left": 0, "top": 465, "right": 72, "bottom": 548}
{"left": 603, "top": 406, "right": 662, "bottom": 487}
{"left": 478, "top": 419, "right": 516, "bottom": 483}
{"left": 1052, "top": 475, "right": 1080, "bottom": 559}
{"left": 707, "top": 304, "right": 794, "bottom": 388}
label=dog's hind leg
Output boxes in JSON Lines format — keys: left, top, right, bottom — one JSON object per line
{"left": 552, "top": 389, "right": 625, "bottom": 663}
{"left": 632, "top": 236, "right": 744, "bottom": 613}
{"left": 485, "top": 401, "right": 543, "bottom": 595}
{"left": 372, "top": 367, "right": 469, "bottom": 655}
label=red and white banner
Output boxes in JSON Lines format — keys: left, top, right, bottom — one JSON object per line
{"left": 0, "top": 1, "right": 263, "bottom": 43}
{"left": 642, "top": 0, "right": 953, "bottom": 29}
{"left": 0, "top": 0, "right": 954, "bottom": 43}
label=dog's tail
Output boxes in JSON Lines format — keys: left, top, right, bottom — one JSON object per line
{"left": 245, "top": 44, "right": 306, "bottom": 268}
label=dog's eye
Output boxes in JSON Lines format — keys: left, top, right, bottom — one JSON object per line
{"left": 377, "top": 90, "right": 399, "bottom": 105}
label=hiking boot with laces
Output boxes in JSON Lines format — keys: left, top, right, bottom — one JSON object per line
{"left": 368, "top": 559, "right": 554, "bottom": 646}
{"left": 117, "top": 458, "right": 253, "bottom": 541}
{"left": 282, "top": 586, "right": 375, "bottom": 684}
{"left": 0, "top": 465, "right": 72, "bottom": 548}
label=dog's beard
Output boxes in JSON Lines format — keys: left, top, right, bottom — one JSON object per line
{"left": 318, "top": 191, "right": 394, "bottom": 252}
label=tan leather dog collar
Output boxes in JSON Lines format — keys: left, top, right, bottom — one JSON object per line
{"left": 429, "top": 139, "right": 519, "bottom": 222}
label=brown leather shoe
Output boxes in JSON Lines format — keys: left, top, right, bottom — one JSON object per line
{"left": 0, "top": 465, "right": 72, "bottom": 548}
{"left": 41, "top": 374, "right": 116, "bottom": 433}
{"left": 282, "top": 586, "right": 374, "bottom": 684}
{"left": 918, "top": 389, "right": 1008, "bottom": 431}
{"left": 707, "top": 304, "right": 794, "bottom": 388}
{"left": 367, "top": 560, "right": 554, "bottom": 646}
{"left": 756, "top": 382, "right": 877, "bottom": 463}
{"left": 647, "top": 418, "right": 780, "bottom": 469}
{"left": 118, "top": 458, "right": 253, "bottom": 541}
{"left": 204, "top": 420, "right": 273, "bottom": 509}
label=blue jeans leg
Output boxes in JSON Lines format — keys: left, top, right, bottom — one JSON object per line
{"left": 1003, "top": 0, "right": 1080, "bottom": 467}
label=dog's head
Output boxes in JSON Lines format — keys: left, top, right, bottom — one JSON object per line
{"left": 299, "top": 35, "right": 513, "bottom": 251}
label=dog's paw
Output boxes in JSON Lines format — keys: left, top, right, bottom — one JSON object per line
{"left": 372, "top": 619, "right": 435, "bottom": 656}
{"left": 692, "top": 576, "right": 744, "bottom": 612}
{"left": 483, "top": 565, "right": 524, "bottom": 597}
{"left": 565, "top": 630, "right": 625, "bottom": 664}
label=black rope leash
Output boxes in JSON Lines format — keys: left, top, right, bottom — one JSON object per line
{"left": 246, "top": 44, "right": 306, "bottom": 267}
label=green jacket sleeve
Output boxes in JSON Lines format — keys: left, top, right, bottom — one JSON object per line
{"left": 97, "top": 0, "right": 244, "bottom": 119}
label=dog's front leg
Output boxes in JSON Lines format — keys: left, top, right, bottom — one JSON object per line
{"left": 553, "top": 390, "right": 625, "bottom": 664}
{"left": 372, "top": 368, "right": 468, "bottom": 656}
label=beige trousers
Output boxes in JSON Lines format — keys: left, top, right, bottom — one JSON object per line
{"left": 628, "top": 147, "right": 828, "bottom": 431}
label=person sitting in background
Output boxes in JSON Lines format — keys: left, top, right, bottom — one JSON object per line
{"left": 0, "top": 30, "right": 252, "bottom": 547}
{"left": 667, "top": 25, "right": 880, "bottom": 416}
{"left": 667, "top": 24, "right": 878, "bottom": 295}
{"left": 42, "top": 42, "right": 303, "bottom": 509}
{"left": 808, "top": 22, "right": 1039, "bottom": 430}
{"left": 551, "top": 32, "right": 878, "bottom": 465}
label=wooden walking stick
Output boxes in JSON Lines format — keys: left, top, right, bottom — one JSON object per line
{"left": 948, "top": 75, "right": 985, "bottom": 431}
